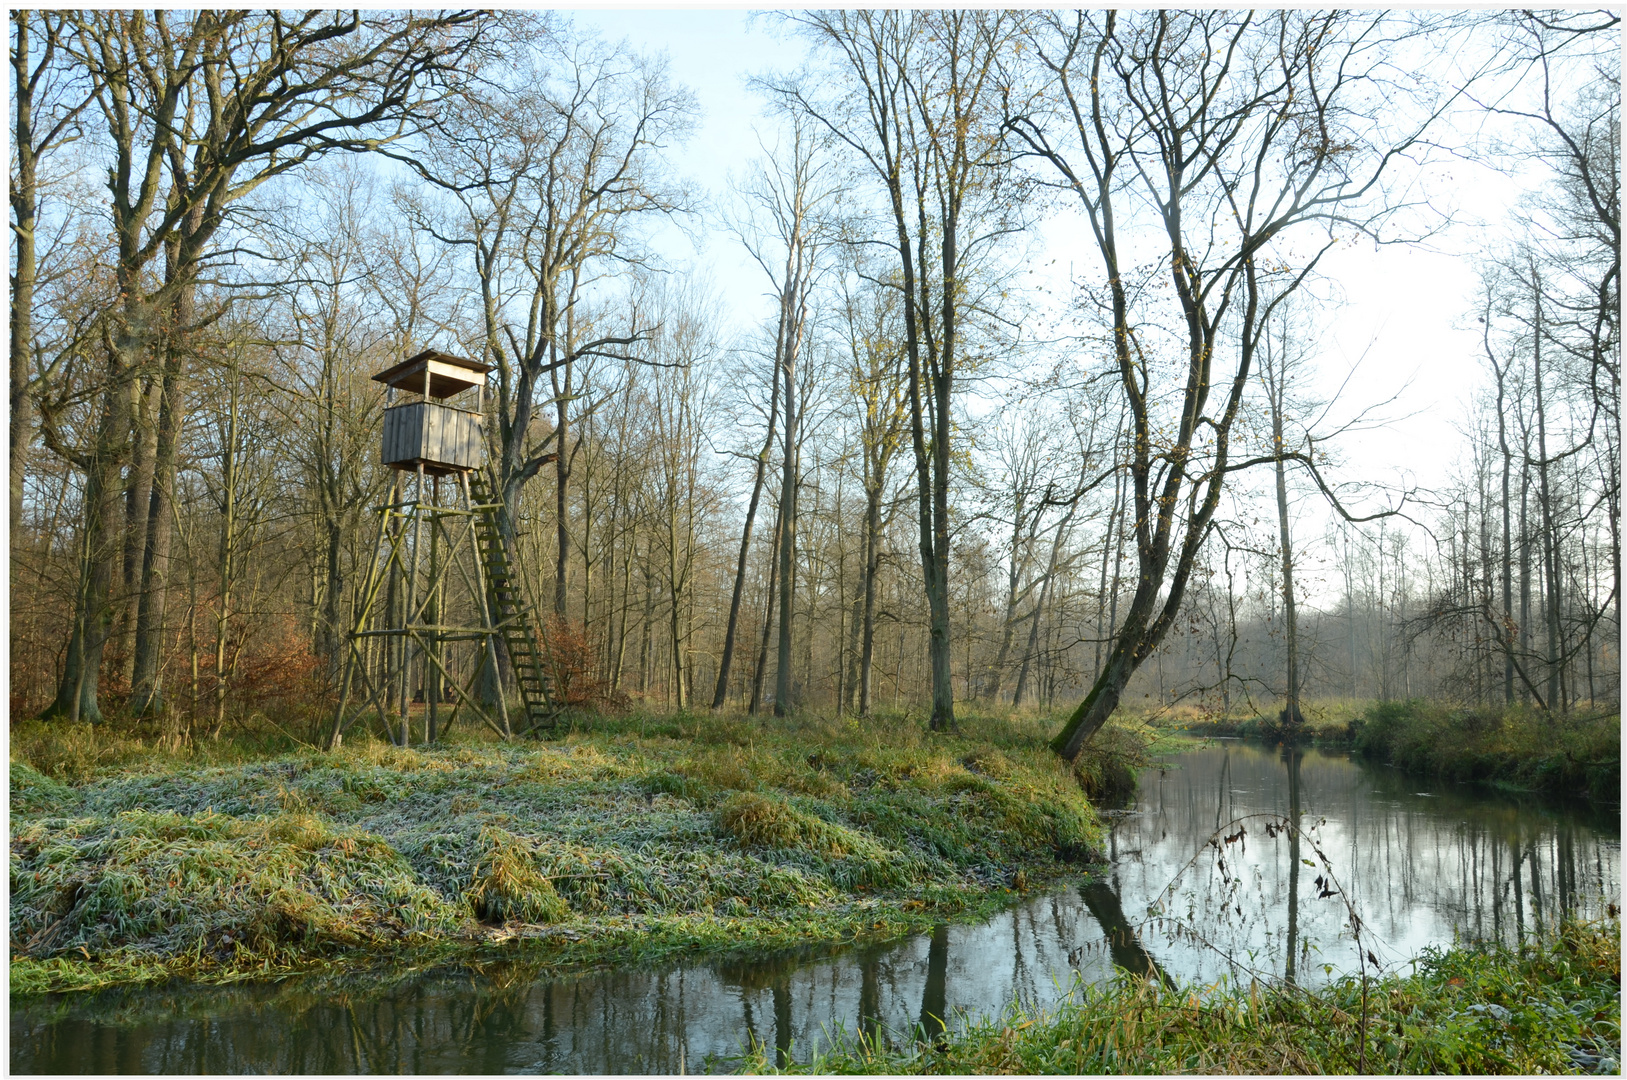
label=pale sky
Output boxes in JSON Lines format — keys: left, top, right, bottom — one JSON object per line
{"left": 569, "top": 8, "right": 1547, "bottom": 602}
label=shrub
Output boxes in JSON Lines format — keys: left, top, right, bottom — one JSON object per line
{"left": 539, "top": 615, "right": 628, "bottom": 715}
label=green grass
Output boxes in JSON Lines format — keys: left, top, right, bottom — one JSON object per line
{"left": 743, "top": 918, "right": 1622, "bottom": 1075}
{"left": 10, "top": 707, "right": 1148, "bottom": 995}
{"left": 1351, "top": 701, "right": 1620, "bottom": 803}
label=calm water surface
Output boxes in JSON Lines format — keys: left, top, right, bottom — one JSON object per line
{"left": 12, "top": 742, "right": 1619, "bottom": 1073}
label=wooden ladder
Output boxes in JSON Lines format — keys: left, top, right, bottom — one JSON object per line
{"left": 467, "top": 472, "right": 559, "bottom": 736}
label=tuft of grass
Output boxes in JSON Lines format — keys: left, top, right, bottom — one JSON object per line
{"left": 717, "top": 791, "right": 854, "bottom": 855}
{"left": 463, "top": 825, "right": 572, "bottom": 923}
{"left": 745, "top": 918, "right": 1622, "bottom": 1075}
{"left": 11, "top": 761, "right": 77, "bottom": 814}
{"left": 715, "top": 791, "right": 923, "bottom": 890}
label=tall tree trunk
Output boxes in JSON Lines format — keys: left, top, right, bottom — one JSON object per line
{"left": 610, "top": 528, "right": 634, "bottom": 691}
{"left": 1532, "top": 282, "right": 1564, "bottom": 713}
{"left": 1519, "top": 452, "right": 1533, "bottom": 702}
{"left": 319, "top": 519, "right": 343, "bottom": 679}
{"left": 130, "top": 193, "right": 204, "bottom": 716}
{"left": 857, "top": 479, "right": 884, "bottom": 717}
{"left": 1272, "top": 400, "right": 1301, "bottom": 726}
{"left": 44, "top": 356, "right": 134, "bottom": 722}
{"left": 10, "top": 12, "right": 39, "bottom": 556}
{"left": 750, "top": 503, "right": 782, "bottom": 716}
{"left": 1014, "top": 501, "right": 1078, "bottom": 707}
{"left": 841, "top": 481, "right": 864, "bottom": 715}
{"left": 773, "top": 321, "right": 799, "bottom": 717}
{"left": 1492, "top": 338, "right": 1516, "bottom": 706}
{"left": 129, "top": 352, "right": 184, "bottom": 714}
{"left": 553, "top": 328, "right": 571, "bottom": 618}
{"left": 923, "top": 221, "right": 957, "bottom": 731}
{"left": 712, "top": 364, "right": 781, "bottom": 709}
{"left": 213, "top": 361, "right": 241, "bottom": 736}
{"left": 987, "top": 494, "right": 1034, "bottom": 703}
{"left": 118, "top": 377, "right": 162, "bottom": 687}
{"left": 636, "top": 554, "right": 654, "bottom": 699}
{"left": 668, "top": 500, "right": 686, "bottom": 712}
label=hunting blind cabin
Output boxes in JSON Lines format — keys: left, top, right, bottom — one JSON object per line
{"left": 327, "top": 350, "right": 559, "bottom": 748}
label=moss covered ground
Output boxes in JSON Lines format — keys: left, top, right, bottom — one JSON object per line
{"left": 744, "top": 917, "right": 1622, "bottom": 1075}
{"left": 10, "top": 709, "right": 1156, "bottom": 996}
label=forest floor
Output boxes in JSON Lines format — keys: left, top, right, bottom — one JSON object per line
{"left": 10, "top": 708, "right": 1167, "bottom": 996}
{"left": 1153, "top": 698, "right": 1620, "bottom": 804}
{"left": 742, "top": 916, "right": 1622, "bottom": 1075}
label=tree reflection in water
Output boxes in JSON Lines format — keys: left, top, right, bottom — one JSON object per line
{"left": 1079, "top": 878, "right": 1175, "bottom": 989}
{"left": 1284, "top": 744, "right": 1302, "bottom": 985}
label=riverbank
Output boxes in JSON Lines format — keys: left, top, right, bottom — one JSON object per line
{"left": 1166, "top": 699, "right": 1620, "bottom": 804}
{"left": 10, "top": 709, "right": 1152, "bottom": 996}
{"left": 1353, "top": 701, "right": 1619, "bottom": 804}
{"left": 746, "top": 917, "right": 1622, "bottom": 1075}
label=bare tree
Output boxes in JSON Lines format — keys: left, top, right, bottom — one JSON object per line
{"left": 777, "top": 9, "right": 1024, "bottom": 730}
{"left": 1008, "top": 11, "right": 1463, "bottom": 758}
{"left": 34, "top": 10, "right": 486, "bottom": 723}
{"left": 709, "top": 116, "right": 837, "bottom": 711}
{"left": 10, "top": 10, "right": 93, "bottom": 554}
{"left": 838, "top": 269, "right": 908, "bottom": 716}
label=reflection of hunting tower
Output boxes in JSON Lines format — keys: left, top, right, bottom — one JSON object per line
{"left": 327, "top": 350, "right": 557, "bottom": 748}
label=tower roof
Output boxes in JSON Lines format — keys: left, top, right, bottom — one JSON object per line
{"left": 373, "top": 349, "right": 493, "bottom": 398}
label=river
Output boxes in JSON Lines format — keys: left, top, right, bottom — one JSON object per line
{"left": 11, "top": 741, "right": 1619, "bottom": 1073}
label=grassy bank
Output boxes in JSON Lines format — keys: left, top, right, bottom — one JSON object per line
{"left": 10, "top": 708, "right": 1151, "bottom": 996}
{"left": 1352, "top": 701, "right": 1619, "bottom": 804}
{"left": 745, "top": 918, "right": 1622, "bottom": 1075}
{"left": 1157, "top": 698, "right": 1620, "bottom": 804}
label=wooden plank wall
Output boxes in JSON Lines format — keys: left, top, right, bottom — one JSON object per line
{"left": 383, "top": 402, "right": 484, "bottom": 470}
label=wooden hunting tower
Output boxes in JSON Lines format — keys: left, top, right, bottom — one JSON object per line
{"left": 328, "top": 350, "right": 557, "bottom": 748}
